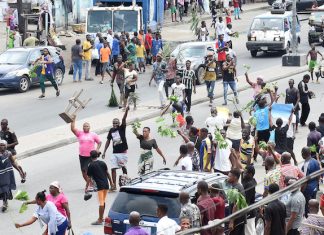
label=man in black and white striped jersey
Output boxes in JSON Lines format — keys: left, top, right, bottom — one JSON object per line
{"left": 181, "top": 60, "right": 197, "bottom": 113}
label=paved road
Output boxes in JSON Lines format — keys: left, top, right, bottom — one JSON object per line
{"left": 2, "top": 70, "right": 324, "bottom": 234}
{"left": 0, "top": 9, "right": 312, "bottom": 137}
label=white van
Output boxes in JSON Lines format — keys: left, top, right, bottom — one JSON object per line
{"left": 246, "top": 10, "right": 301, "bottom": 57}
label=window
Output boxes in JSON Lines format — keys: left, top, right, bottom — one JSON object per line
{"left": 87, "top": 10, "right": 112, "bottom": 33}
{"left": 113, "top": 10, "right": 138, "bottom": 32}
{"left": 0, "top": 51, "right": 29, "bottom": 64}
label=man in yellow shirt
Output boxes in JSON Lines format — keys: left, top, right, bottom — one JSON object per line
{"left": 204, "top": 52, "right": 217, "bottom": 106}
{"left": 136, "top": 41, "right": 146, "bottom": 73}
{"left": 82, "top": 34, "right": 93, "bottom": 81}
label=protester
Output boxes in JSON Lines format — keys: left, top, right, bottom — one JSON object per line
{"left": 127, "top": 38, "right": 137, "bottom": 67}
{"left": 226, "top": 111, "right": 245, "bottom": 156}
{"left": 178, "top": 0, "right": 184, "bottom": 21}
{"left": 136, "top": 41, "right": 146, "bottom": 73}
{"left": 151, "top": 34, "right": 163, "bottom": 61}
{"left": 199, "top": 128, "right": 212, "bottom": 172}
{"left": 242, "top": 165, "right": 257, "bottom": 235}
{"left": 181, "top": 60, "right": 197, "bottom": 113}
{"left": 239, "top": 128, "right": 255, "bottom": 169}
{"left": 263, "top": 156, "right": 280, "bottom": 197}
{"left": 307, "top": 121, "right": 322, "bottom": 158}
{"left": 0, "top": 140, "right": 16, "bottom": 212}
{"left": 125, "top": 211, "right": 149, "bottom": 235}
{"left": 145, "top": 29, "right": 153, "bottom": 65}
{"left": 233, "top": 0, "right": 241, "bottom": 19}
{"left": 15, "top": 190, "right": 68, "bottom": 234}
{"left": 264, "top": 183, "right": 287, "bottom": 235}
{"left": 222, "top": 54, "right": 239, "bottom": 105}
{"left": 299, "top": 199, "right": 324, "bottom": 235}
{"left": 111, "top": 34, "right": 120, "bottom": 63}
{"left": 95, "top": 37, "right": 104, "bottom": 77}
{"left": 174, "top": 144, "right": 192, "bottom": 171}
{"left": 71, "top": 39, "right": 83, "bottom": 82}
{"left": 33, "top": 48, "right": 60, "bottom": 98}
{"left": 245, "top": 73, "right": 264, "bottom": 98}
{"left": 285, "top": 177, "right": 306, "bottom": 235}
{"left": 23, "top": 33, "right": 39, "bottom": 46}
{"left": 203, "top": 52, "right": 217, "bottom": 106}
{"left": 171, "top": 75, "right": 186, "bottom": 116}
{"left": 0, "top": 118, "right": 26, "bottom": 183}
{"left": 209, "top": 183, "right": 225, "bottom": 219}
{"left": 285, "top": 79, "right": 300, "bottom": 131}
{"left": 70, "top": 115, "right": 102, "bottom": 191}
{"left": 301, "top": 147, "right": 320, "bottom": 216}
{"left": 133, "top": 127, "right": 166, "bottom": 175}
{"left": 205, "top": 107, "right": 227, "bottom": 136}
{"left": 87, "top": 150, "right": 114, "bottom": 225}
{"left": 216, "top": 17, "right": 226, "bottom": 38}
{"left": 227, "top": 168, "right": 246, "bottom": 235}
{"left": 124, "top": 62, "right": 138, "bottom": 109}
{"left": 99, "top": 41, "right": 112, "bottom": 84}
{"left": 197, "top": 180, "right": 216, "bottom": 235}
{"left": 298, "top": 74, "right": 313, "bottom": 126}
{"left": 306, "top": 44, "right": 323, "bottom": 82}
{"left": 156, "top": 204, "right": 181, "bottom": 235}
{"left": 111, "top": 55, "right": 126, "bottom": 109}
{"left": 179, "top": 191, "right": 201, "bottom": 228}
{"left": 213, "top": 129, "right": 234, "bottom": 175}
{"left": 279, "top": 152, "right": 304, "bottom": 189}
{"left": 166, "top": 57, "right": 177, "bottom": 98}
{"left": 150, "top": 53, "right": 168, "bottom": 108}
{"left": 82, "top": 34, "right": 93, "bottom": 81}
{"left": 216, "top": 34, "right": 227, "bottom": 69}
{"left": 170, "top": 0, "right": 178, "bottom": 22}
{"left": 102, "top": 107, "right": 129, "bottom": 190}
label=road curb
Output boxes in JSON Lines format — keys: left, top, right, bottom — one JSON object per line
{"left": 17, "top": 65, "right": 307, "bottom": 160}
{"left": 163, "top": 5, "right": 270, "bottom": 28}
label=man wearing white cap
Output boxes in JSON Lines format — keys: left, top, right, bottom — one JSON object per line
{"left": 204, "top": 51, "right": 217, "bottom": 106}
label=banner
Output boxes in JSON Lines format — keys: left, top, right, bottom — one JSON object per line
{"left": 271, "top": 103, "right": 293, "bottom": 122}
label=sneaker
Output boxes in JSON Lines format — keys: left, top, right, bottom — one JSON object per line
{"left": 222, "top": 103, "right": 227, "bottom": 106}
{"left": 2, "top": 202, "right": 8, "bottom": 212}
{"left": 85, "top": 78, "right": 94, "bottom": 81}
{"left": 91, "top": 220, "right": 103, "bottom": 225}
{"left": 56, "top": 90, "right": 60, "bottom": 97}
{"left": 38, "top": 94, "right": 45, "bottom": 99}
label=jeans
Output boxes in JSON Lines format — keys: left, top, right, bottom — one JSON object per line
{"left": 178, "top": 5, "right": 184, "bottom": 20}
{"left": 55, "top": 219, "right": 68, "bottom": 235}
{"left": 184, "top": 89, "right": 192, "bottom": 111}
{"left": 223, "top": 81, "right": 238, "bottom": 104}
{"left": 40, "top": 74, "right": 58, "bottom": 94}
{"left": 300, "top": 102, "right": 310, "bottom": 125}
{"left": 164, "top": 79, "right": 174, "bottom": 97}
{"left": 73, "top": 60, "right": 82, "bottom": 81}
{"left": 84, "top": 59, "right": 91, "bottom": 80}
{"left": 205, "top": 80, "right": 216, "bottom": 98}
{"left": 234, "top": 7, "right": 240, "bottom": 18}
{"left": 157, "top": 80, "right": 166, "bottom": 106}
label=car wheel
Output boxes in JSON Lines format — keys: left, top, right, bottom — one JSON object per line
{"left": 55, "top": 68, "right": 64, "bottom": 85}
{"left": 255, "top": 215, "right": 265, "bottom": 235}
{"left": 196, "top": 66, "right": 206, "bottom": 85}
{"left": 18, "top": 76, "right": 31, "bottom": 93}
{"left": 250, "top": 50, "right": 257, "bottom": 57}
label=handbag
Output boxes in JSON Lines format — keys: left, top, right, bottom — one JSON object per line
{"left": 68, "top": 65, "right": 73, "bottom": 75}
{"left": 91, "top": 49, "right": 99, "bottom": 60}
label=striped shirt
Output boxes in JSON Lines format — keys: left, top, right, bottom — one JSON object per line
{"left": 182, "top": 69, "right": 196, "bottom": 89}
{"left": 240, "top": 137, "right": 255, "bottom": 167}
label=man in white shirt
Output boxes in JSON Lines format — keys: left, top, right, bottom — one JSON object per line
{"left": 156, "top": 204, "right": 181, "bottom": 235}
{"left": 106, "top": 29, "right": 114, "bottom": 49}
{"left": 285, "top": 115, "right": 298, "bottom": 165}
{"left": 214, "top": 129, "right": 234, "bottom": 174}
{"left": 171, "top": 76, "right": 186, "bottom": 115}
{"left": 174, "top": 144, "right": 193, "bottom": 171}
{"left": 205, "top": 107, "right": 227, "bottom": 136}
{"left": 216, "top": 17, "right": 226, "bottom": 38}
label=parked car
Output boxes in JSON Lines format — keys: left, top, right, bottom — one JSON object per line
{"left": 104, "top": 170, "right": 264, "bottom": 235}
{"left": 271, "top": 0, "right": 324, "bottom": 12}
{"left": 308, "top": 5, "right": 324, "bottom": 44}
{"left": 0, "top": 46, "right": 65, "bottom": 93}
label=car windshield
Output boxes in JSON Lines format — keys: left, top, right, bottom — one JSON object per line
{"left": 313, "top": 12, "right": 324, "bottom": 21}
{"left": 0, "top": 51, "right": 29, "bottom": 64}
{"left": 87, "top": 10, "right": 112, "bottom": 33}
{"left": 179, "top": 46, "right": 206, "bottom": 58}
{"left": 251, "top": 18, "right": 283, "bottom": 31}
{"left": 110, "top": 191, "right": 181, "bottom": 218}
{"left": 113, "top": 10, "right": 138, "bottom": 32}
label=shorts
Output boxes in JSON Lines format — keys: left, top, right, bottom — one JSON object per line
{"left": 125, "top": 85, "right": 136, "bottom": 99}
{"left": 287, "top": 137, "right": 294, "bottom": 151}
{"left": 101, "top": 62, "right": 109, "bottom": 73}
{"left": 137, "top": 57, "right": 145, "bottom": 64}
{"left": 228, "top": 138, "right": 240, "bottom": 151}
{"left": 309, "top": 60, "right": 317, "bottom": 70}
{"left": 79, "top": 155, "right": 92, "bottom": 172}
{"left": 171, "top": 6, "right": 177, "bottom": 13}
{"left": 117, "top": 82, "right": 125, "bottom": 94}
{"left": 257, "top": 129, "right": 270, "bottom": 143}
{"left": 97, "top": 189, "right": 108, "bottom": 206}
{"left": 110, "top": 153, "right": 128, "bottom": 169}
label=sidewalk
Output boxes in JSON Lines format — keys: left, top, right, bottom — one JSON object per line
{"left": 16, "top": 64, "right": 307, "bottom": 159}
{"left": 163, "top": 2, "right": 269, "bottom": 27}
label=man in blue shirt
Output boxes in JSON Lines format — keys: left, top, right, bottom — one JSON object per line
{"left": 301, "top": 146, "right": 320, "bottom": 217}
{"left": 253, "top": 95, "right": 271, "bottom": 142}
{"left": 151, "top": 33, "right": 163, "bottom": 62}
{"left": 112, "top": 34, "right": 120, "bottom": 63}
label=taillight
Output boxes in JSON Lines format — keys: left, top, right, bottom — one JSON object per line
{"left": 104, "top": 217, "right": 113, "bottom": 234}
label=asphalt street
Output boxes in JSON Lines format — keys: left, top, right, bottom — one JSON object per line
{"left": 0, "top": 9, "right": 312, "bottom": 136}
{"left": 2, "top": 70, "right": 324, "bottom": 234}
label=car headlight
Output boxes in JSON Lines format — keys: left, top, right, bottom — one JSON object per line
{"left": 274, "top": 37, "right": 280, "bottom": 41}
{"left": 4, "top": 71, "right": 18, "bottom": 78}
{"left": 250, "top": 37, "right": 256, "bottom": 41}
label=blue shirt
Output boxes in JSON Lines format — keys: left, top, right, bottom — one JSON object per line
{"left": 151, "top": 39, "right": 163, "bottom": 56}
{"left": 301, "top": 158, "right": 320, "bottom": 195}
{"left": 254, "top": 106, "right": 270, "bottom": 131}
{"left": 96, "top": 43, "right": 103, "bottom": 57}
{"left": 153, "top": 61, "right": 167, "bottom": 83}
{"left": 112, "top": 38, "right": 120, "bottom": 56}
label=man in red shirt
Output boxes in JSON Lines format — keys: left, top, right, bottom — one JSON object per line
{"left": 197, "top": 180, "right": 216, "bottom": 235}
{"left": 145, "top": 29, "right": 153, "bottom": 65}
{"left": 209, "top": 183, "right": 225, "bottom": 219}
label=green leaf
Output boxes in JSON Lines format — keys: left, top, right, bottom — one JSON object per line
{"left": 14, "top": 190, "right": 29, "bottom": 201}
{"left": 108, "top": 87, "right": 119, "bottom": 107}
{"left": 259, "top": 141, "right": 268, "bottom": 150}
{"left": 310, "top": 144, "right": 317, "bottom": 153}
{"left": 156, "top": 117, "right": 165, "bottom": 123}
{"left": 19, "top": 203, "right": 28, "bottom": 213}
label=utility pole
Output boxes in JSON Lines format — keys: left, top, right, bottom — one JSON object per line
{"left": 291, "top": 0, "right": 297, "bottom": 54}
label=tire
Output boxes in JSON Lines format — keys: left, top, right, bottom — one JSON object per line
{"left": 255, "top": 215, "right": 265, "bottom": 235}
{"left": 196, "top": 66, "right": 206, "bottom": 85}
{"left": 54, "top": 68, "right": 64, "bottom": 85}
{"left": 250, "top": 50, "right": 257, "bottom": 57}
{"left": 17, "top": 76, "right": 31, "bottom": 93}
